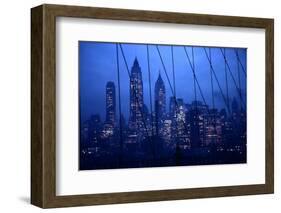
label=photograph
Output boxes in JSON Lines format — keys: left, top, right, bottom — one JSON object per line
{"left": 29, "top": 3, "right": 274, "bottom": 208}
{"left": 79, "top": 42, "right": 247, "bottom": 170}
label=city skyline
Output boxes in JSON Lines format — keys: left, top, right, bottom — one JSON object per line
{"left": 79, "top": 42, "right": 246, "bottom": 123}
{"left": 79, "top": 41, "right": 247, "bottom": 170}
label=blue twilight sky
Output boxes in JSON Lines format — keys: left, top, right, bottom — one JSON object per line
{"left": 79, "top": 41, "right": 246, "bottom": 123}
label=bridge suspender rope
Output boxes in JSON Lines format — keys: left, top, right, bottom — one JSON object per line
{"left": 191, "top": 47, "right": 198, "bottom": 114}
{"left": 203, "top": 48, "right": 232, "bottom": 114}
{"left": 183, "top": 47, "right": 228, "bottom": 119}
{"left": 155, "top": 45, "right": 176, "bottom": 96}
{"left": 171, "top": 46, "right": 181, "bottom": 160}
{"left": 183, "top": 47, "right": 209, "bottom": 111}
{"left": 171, "top": 46, "right": 178, "bottom": 139}
{"left": 236, "top": 49, "right": 242, "bottom": 110}
{"left": 116, "top": 44, "right": 123, "bottom": 165}
{"left": 155, "top": 45, "right": 190, "bottom": 135}
{"left": 208, "top": 48, "right": 217, "bottom": 137}
{"left": 235, "top": 49, "right": 247, "bottom": 77}
{"left": 209, "top": 48, "right": 215, "bottom": 110}
{"left": 185, "top": 47, "right": 244, "bottom": 124}
{"left": 185, "top": 46, "right": 247, "bottom": 144}
{"left": 219, "top": 48, "right": 246, "bottom": 110}
{"left": 171, "top": 46, "right": 176, "bottom": 98}
{"left": 146, "top": 45, "right": 156, "bottom": 159}
{"left": 146, "top": 45, "right": 154, "bottom": 135}
{"left": 184, "top": 47, "right": 221, "bottom": 139}
{"left": 224, "top": 48, "right": 230, "bottom": 113}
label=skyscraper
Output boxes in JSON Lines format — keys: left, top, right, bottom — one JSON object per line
{"left": 205, "top": 109, "right": 222, "bottom": 145}
{"left": 154, "top": 72, "right": 166, "bottom": 121}
{"left": 169, "top": 96, "right": 178, "bottom": 142}
{"left": 128, "top": 57, "right": 144, "bottom": 132}
{"left": 169, "top": 96, "right": 177, "bottom": 118}
{"left": 105, "top": 81, "right": 116, "bottom": 126}
{"left": 175, "top": 98, "right": 190, "bottom": 148}
{"left": 155, "top": 71, "right": 166, "bottom": 137}
{"left": 88, "top": 114, "right": 102, "bottom": 145}
{"left": 189, "top": 101, "right": 207, "bottom": 148}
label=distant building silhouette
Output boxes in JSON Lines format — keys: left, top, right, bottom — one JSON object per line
{"left": 189, "top": 101, "right": 207, "bottom": 148}
{"left": 169, "top": 96, "right": 176, "bottom": 118}
{"left": 105, "top": 81, "right": 116, "bottom": 126}
{"left": 81, "top": 114, "right": 102, "bottom": 146}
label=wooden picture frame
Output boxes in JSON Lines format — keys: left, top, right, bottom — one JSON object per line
{"left": 31, "top": 4, "right": 274, "bottom": 208}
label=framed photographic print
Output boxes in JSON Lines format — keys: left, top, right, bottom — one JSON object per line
{"left": 31, "top": 4, "right": 274, "bottom": 208}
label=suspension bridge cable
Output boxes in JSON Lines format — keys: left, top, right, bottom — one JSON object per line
{"left": 171, "top": 46, "right": 178, "bottom": 138}
{"left": 236, "top": 49, "right": 242, "bottom": 110}
{"left": 234, "top": 49, "right": 247, "bottom": 77}
{"left": 183, "top": 46, "right": 226, "bottom": 131}
{"left": 208, "top": 48, "right": 217, "bottom": 136}
{"left": 171, "top": 46, "right": 176, "bottom": 98}
{"left": 191, "top": 47, "right": 198, "bottom": 109}
{"left": 203, "top": 47, "right": 232, "bottom": 114}
{"left": 116, "top": 44, "right": 123, "bottom": 164}
{"left": 156, "top": 45, "right": 176, "bottom": 96}
{"left": 184, "top": 46, "right": 238, "bottom": 140}
{"left": 236, "top": 48, "right": 242, "bottom": 108}
{"left": 155, "top": 45, "right": 190, "bottom": 135}
{"left": 219, "top": 48, "right": 246, "bottom": 109}
{"left": 209, "top": 48, "right": 215, "bottom": 110}
{"left": 183, "top": 47, "right": 214, "bottom": 114}
{"left": 191, "top": 47, "right": 200, "bottom": 146}
{"left": 156, "top": 45, "right": 187, "bottom": 117}
{"left": 146, "top": 45, "right": 154, "bottom": 135}
{"left": 224, "top": 48, "right": 230, "bottom": 113}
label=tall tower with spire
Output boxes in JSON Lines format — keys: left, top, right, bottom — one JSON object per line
{"left": 154, "top": 71, "right": 166, "bottom": 121}
{"left": 128, "top": 57, "right": 144, "bottom": 132}
{"left": 154, "top": 71, "right": 166, "bottom": 137}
